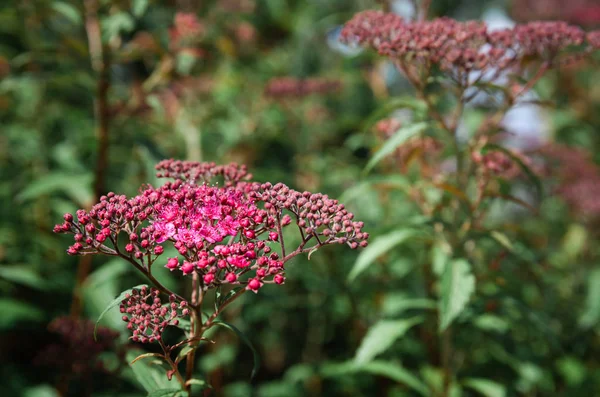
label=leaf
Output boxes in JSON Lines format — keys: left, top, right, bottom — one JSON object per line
{"left": 51, "top": 2, "right": 82, "bottom": 25}
{"left": 355, "top": 317, "right": 423, "bottom": 364}
{"left": 84, "top": 259, "right": 130, "bottom": 289}
{"left": 146, "top": 389, "right": 182, "bottom": 397}
{"left": 127, "top": 350, "right": 176, "bottom": 393}
{"left": 348, "top": 229, "right": 424, "bottom": 282}
{"left": 321, "top": 360, "right": 429, "bottom": 396}
{"left": 360, "top": 96, "right": 427, "bottom": 134}
{"left": 0, "top": 298, "right": 44, "bottom": 330}
{"left": 463, "top": 378, "right": 506, "bottom": 397}
{"left": 364, "top": 122, "right": 428, "bottom": 173}
{"left": 212, "top": 321, "right": 260, "bottom": 379}
{"left": 131, "top": 353, "right": 166, "bottom": 365}
{"left": 439, "top": 259, "right": 475, "bottom": 332}
{"left": 339, "top": 175, "right": 411, "bottom": 203}
{"left": 0, "top": 264, "right": 49, "bottom": 290}
{"left": 17, "top": 172, "right": 93, "bottom": 207}
{"left": 95, "top": 284, "right": 148, "bottom": 339}
{"left": 490, "top": 231, "right": 513, "bottom": 252}
{"left": 132, "top": 0, "right": 149, "bottom": 18}
{"left": 579, "top": 268, "right": 600, "bottom": 328}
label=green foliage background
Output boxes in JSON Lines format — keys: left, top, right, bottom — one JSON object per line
{"left": 1, "top": 0, "right": 600, "bottom": 396}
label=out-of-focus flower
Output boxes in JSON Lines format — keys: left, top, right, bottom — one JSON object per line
{"left": 36, "top": 317, "right": 119, "bottom": 375}
{"left": 264, "top": 77, "right": 342, "bottom": 99}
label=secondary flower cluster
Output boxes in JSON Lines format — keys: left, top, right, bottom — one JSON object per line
{"left": 264, "top": 77, "right": 342, "bottom": 99}
{"left": 341, "top": 11, "right": 597, "bottom": 85}
{"left": 120, "top": 287, "right": 189, "bottom": 343}
{"left": 36, "top": 316, "right": 119, "bottom": 375}
{"left": 54, "top": 161, "right": 368, "bottom": 294}
{"left": 472, "top": 150, "right": 527, "bottom": 180}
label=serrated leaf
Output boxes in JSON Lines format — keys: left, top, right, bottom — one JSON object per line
{"left": 95, "top": 284, "right": 148, "bottom": 339}
{"left": 146, "top": 389, "right": 182, "bottom": 397}
{"left": 365, "top": 122, "right": 429, "bottom": 173}
{"left": 127, "top": 350, "right": 176, "bottom": 393}
{"left": 348, "top": 229, "right": 424, "bottom": 282}
{"left": 355, "top": 317, "right": 423, "bottom": 364}
{"left": 463, "top": 378, "right": 506, "bottom": 397}
{"left": 439, "top": 259, "right": 475, "bottom": 332}
{"left": 321, "top": 360, "right": 428, "bottom": 396}
{"left": 212, "top": 321, "right": 260, "bottom": 379}
{"left": 0, "top": 264, "right": 48, "bottom": 290}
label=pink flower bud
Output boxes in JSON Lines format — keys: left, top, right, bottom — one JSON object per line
{"left": 125, "top": 244, "right": 134, "bottom": 252}
{"left": 268, "top": 232, "right": 279, "bottom": 241}
{"left": 165, "top": 257, "right": 179, "bottom": 271}
{"left": 225, "top": 272, "right": 237, "bottom": 283}
{"left": 274, "top": 274, "right": 285, "bottom": 284}
{"left": 203, "top": 273, "right": 215, "bottom": 284}
{"left": 181, "top": 261, "right": 195, "bottom": 275}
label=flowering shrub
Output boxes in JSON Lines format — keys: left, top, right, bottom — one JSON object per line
{"left": 53, "top": 159, "right": 367, "bottom": 393}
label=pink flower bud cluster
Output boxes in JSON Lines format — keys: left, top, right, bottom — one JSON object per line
{"left": 35, "top": 316, "right": 119, "bottom": 375}
{"left": 472, "top": 150, "right": 526, "bottom": 180}
{"left": 120, "top": 286, "right": 189, "bottom": 343}
{"left": 54, "top": 161, "right": 368, "bottom": 294}
{"left": 248, "top": 182, "right": 369, "bottom": 250}
{"left": 155, "top": 159, "right": 252, "bottom": 187}
{"left": 170, "top": 12, "right": 205, "bottom": 49}
{"left": 264, "top": 77, "right": 342, "bottom": 99}
{"left": 341, "top": 11, "right": 596, "bottom": 84}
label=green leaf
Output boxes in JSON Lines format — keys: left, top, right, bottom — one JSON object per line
{"left": 85, "top": 259, "right": 130, "bottom": 289}
{"left": 579, "top": 268, "right": 600, "bottom": 328}
{"left": 95, "top": 284, "right": 148, "bottom": 339}
{"left": 132, "top": 0, "right": 149, "bottom": 18}
{"left": 127, "top": 350, "right": 177, "bottom": 393}
{"left": 489, "top": 231, "right": 513, "bottom": 252}
{"left": 463, "top": 378, "right": 506, "bottom": 397}
{"left": 131, "top": 353, "right": 166, "bottom": 365}
{"left": 0, "top": 298, "right": 44, "bottom": 330}
{"left": 360, "top": 96, "right": 427, "bottom": 134}
{"left": 17, "top": 172, "right": 93, "bottom": 207}
{"left": 212, "top": 321, "right": 260, "bottom": 379}
{"left": 355, "top": 317, "right": 423, "bottom": 364}
{"left": 0, "top": 264, "right": 48, "bottom": 290}
{"left": 146, "top": 389, "right": 182, "bottom": 397}
{"left": 439, "top": 259, "right": 475, "bottom": 332}
{"left": 52, "top": 2, "right": 82, "bottom": 25}
{"left": 365, "top": 122, "right": 429, "bottom": 173}
{"left": 339, "top": 175, "right": 411, "bottom": 203}
{"left": 321, "top": 360, "right": 429, "bottom": 396}
{"left": 348, "top": 229, "right": 424, "bottom": 282}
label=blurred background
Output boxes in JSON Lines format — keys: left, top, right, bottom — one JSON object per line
{"left": 1, "top": 0, "right": 600, "bottom": 396}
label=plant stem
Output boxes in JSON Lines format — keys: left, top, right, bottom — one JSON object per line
{"left": 441, "top": 327, "right": 452, "bottom": 397}
{"left": 185, "top": 273, "right": 203, "bottom": 393}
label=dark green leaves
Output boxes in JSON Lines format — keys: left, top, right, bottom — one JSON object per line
{"left": 211, "top": 321, "right": 260, "bottom": 379}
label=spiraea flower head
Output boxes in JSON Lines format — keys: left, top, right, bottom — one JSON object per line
{"left": 54, "top": 161, "right": 368, "bottom": 295}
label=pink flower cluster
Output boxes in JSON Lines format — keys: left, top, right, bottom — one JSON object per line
{"left": 120, "top": 287, "right": 189, "bottom": 343}
{"left": 341, "top": 11, "right": 597, "bottom": 84}
{"left": 54, "top": 161, "right": 368, "bottom": 294}
{"left": 472, "top": 150, "right": 528, "bottom": 180}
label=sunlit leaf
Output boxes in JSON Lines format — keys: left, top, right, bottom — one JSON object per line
{"left": 0, "top": 264, "right": 49, "bottom": 290}
{"left": 364, "top": 122, "right": 428, "bottom": 173}
{"left": 439, "top": 259, "right": 475, "bottom": 332}
{"left": 355, "top": 317, "right": 423, "bottom": 364}
{"left": 463, "top": 378, "right": 506, "bottom": 397}
{"left": 348, "top": 229, "right": 425, "bottom": 282}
